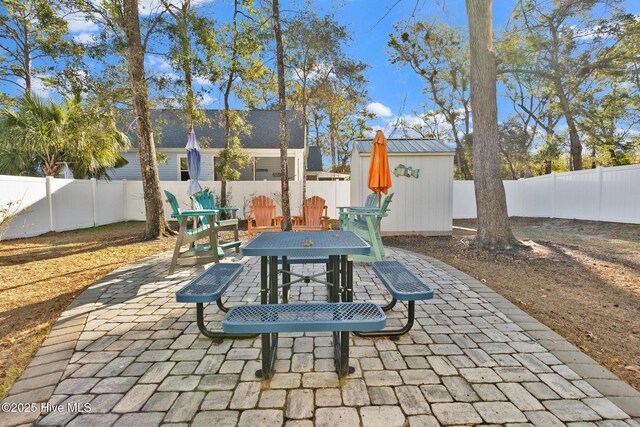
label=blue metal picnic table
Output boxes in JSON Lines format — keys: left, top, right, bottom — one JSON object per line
{"left": 241, "top": 231, "right": 371, "bottom": 304}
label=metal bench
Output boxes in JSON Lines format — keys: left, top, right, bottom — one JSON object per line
{"left": 176, "top": 263, "right": 257, "bottom": 342}
{"left": 223, "top": 302, "right": 386, "bottom": 379}
{"left": 355, "top": 260, "right": 434, "bottom": 338}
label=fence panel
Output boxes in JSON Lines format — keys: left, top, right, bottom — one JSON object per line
{"left": 519, "top": 175, "right": 553, "bottom": 217}
{"left": 51, "top": 179, "right": 94, "bottom": 232}
{"left": 555, "top": 169, "right": 599, "bottom": 220}
{"left": 307, "top": 181, "right": 351, "bottom": 218}
{"left": 95, "top": 181, "right": 125, "bottom": 225}
{"left": 600, "top": 165, "right": 640, "bottom": 223}
{"left": 2, "top": 164, "right": 639, "bottom": 240}
{"left": 452, "top": 181, "right": 476, "bottom": 218}
{"left": 0, "top": 175, "right": 50, "bottom": 239}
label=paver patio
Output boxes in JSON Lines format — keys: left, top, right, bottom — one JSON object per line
{"left": 2, "top": 247, "right": 639, "bottom": 426}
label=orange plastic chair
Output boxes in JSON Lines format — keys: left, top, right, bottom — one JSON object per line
{"left": 247, "top": 196, "right": 281, "bottom": 238}
{"left": 293, "top": 196, "right": 329, "bottom": 231}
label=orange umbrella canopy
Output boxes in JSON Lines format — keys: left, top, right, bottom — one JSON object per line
{"left": 367, "top": 130, "right": 392, "bottom": 195}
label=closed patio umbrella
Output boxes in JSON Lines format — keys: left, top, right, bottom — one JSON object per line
{"left": 186, "top": 130, "right": 202, "bottom": 195}
{"left": 367, "top": 130, "right": 392, "bottom": 204}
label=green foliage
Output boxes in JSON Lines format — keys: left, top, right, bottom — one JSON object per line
{"left": 0, "top": 0, "right": 79, "bottom": 96}
{"left": 215, "top": 110, "right": 250, "bottom": 182}
{"left": 0, "top": 94, "right": 130, "bottom": 178}
{"left": 388, "top": 19, "right": 473, "bottom": 179}
{"left": 498, "top": 0, "right": 638, "bottom": 171}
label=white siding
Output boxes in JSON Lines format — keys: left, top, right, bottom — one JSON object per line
{"left": 351, "top": 151, "right": 455, "bottom": 235}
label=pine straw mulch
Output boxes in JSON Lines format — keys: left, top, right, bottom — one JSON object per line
{"left": 385, "top": 217, "right": 640, "bottom": 392}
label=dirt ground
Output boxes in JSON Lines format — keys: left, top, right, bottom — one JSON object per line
{"left": 385, "top": 217, "right": 640, "bottom": 391}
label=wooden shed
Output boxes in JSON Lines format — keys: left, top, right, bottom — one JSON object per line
{"left": 350, "top": 138, "right": 455, "bottom": 235}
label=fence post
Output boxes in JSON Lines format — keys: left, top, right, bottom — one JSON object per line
{"left": 45, "top": 176, "right": 54, "bottom": 232}
{"left": 123, "top": 179, "right": 128, "bottom": 222}
{"left": 91, "top": 178, "right": 97, "bottom": 226}
{"left": 552, "top": 172, "right": 557, "bottom": 218}
{"left": 596, "top": 166, "right": 603, "bottom": 221}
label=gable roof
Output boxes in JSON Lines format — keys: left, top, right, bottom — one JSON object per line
{"left": 354, "top": 138, "right": 454, "bottom": 154}
{"left": 120, "top": 109, "right": 305, "bottom": 150}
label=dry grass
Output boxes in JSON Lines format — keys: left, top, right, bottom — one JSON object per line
{"left": 386, "top": 217, "right": 640, "bottom": 391}
{"left": 0, "top": 222, "right": 176, "bottom": 398}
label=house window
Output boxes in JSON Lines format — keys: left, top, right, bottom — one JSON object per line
{"left": 179, "top": 156, "right": 190, "bottom": 181}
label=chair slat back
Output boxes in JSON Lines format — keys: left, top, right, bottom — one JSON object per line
{"left": 303, "top": 196, "right": 327, "bottom": 227}
{"left": 164, "top": 191, "right": 182, "bottom": 216}
{"left": 251, "top": 196, "right": 276, "bottom": 227}
{"left": 379, "top": 192, "right": 394, "bottom": 213}
{"left": 193, "top": 191, "right": 216, "bottom": 210}
{"left": 364, "top": 193, "right": 378, "bottom": 208}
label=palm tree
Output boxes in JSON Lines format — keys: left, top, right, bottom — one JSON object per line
{"left": 0, "top": 94, "right": 129, "bottom": 178}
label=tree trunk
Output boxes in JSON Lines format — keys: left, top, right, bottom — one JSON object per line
{"left": 272, "top": 0, "right": 292, "bottom": 230}
{"left": 466, "top": 0, "right": 516, "bottom": 249}
{"left": 123, "top": 0, "right": 171, "bottom": 239}
{"left": 553, "top": 79, "right": 583, "bottom": 170}
{"left": 220, "top": 0, "right": 240, "bottom": 209}
{"left": 180, "top": 1, "right": 195, "bottom": 135}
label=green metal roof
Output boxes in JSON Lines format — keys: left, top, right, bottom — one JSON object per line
{"left": 354, "top": 138, "right": 454, "bottom": 154}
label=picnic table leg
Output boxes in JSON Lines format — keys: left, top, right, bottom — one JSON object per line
{"left": 328, "top": 255, "right": 340, "bottom": 302}
{"left": 282, "top": 256, "right": 290, "bottom": 304}
{"left": 261, "top": 257, "right": 268, "bottom": 305}
{"left": 257, "top": 332, "right": 278, "bottom": 379}
{"left": 195, "top": 303, "right": 258, "bottom": 343}
{"left": 333, "top": 330, "right": 353, "bottom": 377}
{"left": 340, "top": 256, "right": 347, "bottom": 302}
{"left": 269, "top": 256, "right": 279, "bottom": 304}
{"left": 354, "top": 301, "right": 415, "bottom": 338}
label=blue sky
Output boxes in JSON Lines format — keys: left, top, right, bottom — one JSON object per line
{"left": 5, "top": 0, "right": 640, "bottom": 140}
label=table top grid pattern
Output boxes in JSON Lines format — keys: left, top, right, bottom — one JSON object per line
{"left": 241, "top": 231, "right": 371, "bottom": 256}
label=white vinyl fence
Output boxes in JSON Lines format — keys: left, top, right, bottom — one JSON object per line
{"left": 453, "top": 164, "right": 640, "bottom": 224}
{"left": 0, "top": 176, "right": 351, "bottom": 240}
{"left": 2, "top": 164, "right": 638, "bottom": 240}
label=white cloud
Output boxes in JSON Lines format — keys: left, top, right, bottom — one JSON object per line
{"left": 138, "top": 0, "right": 214, "bottom": 16}
{"left": 146, "top": 55, "right": 174, "bottom": 72}
{"left": 193, "top": 75, "right": 213, "bottom": 86}
{"left": 366, "top": 102, "right": 393, "bottom": 118}
{"left": 65, "top": 14, "right": 99, "bottom": 33}
{"left": 73, "top": 33, "right": 95, "bottom": 44}
{"left": 30, "top": 75, "right": 54, "bottom": 98}
{"left": 199, "top": 93, "right": 217, "bottom": 107}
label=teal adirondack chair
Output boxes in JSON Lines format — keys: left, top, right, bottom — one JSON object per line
{"left": 164, "top": 191, "right": 229, "bottom": 274}
{"left": 339, "top": 193, "right": 394, "bottom": 262}
{"left": 192, "top": 191, "right": 241, "bottom": 253}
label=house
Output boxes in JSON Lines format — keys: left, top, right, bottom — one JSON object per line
{"left": 110, "top": 109, "right": 305, "bottom": 181}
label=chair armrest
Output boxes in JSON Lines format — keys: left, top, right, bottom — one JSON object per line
{"left": 292, "top": 215, "right": 303, "bottom": 226}
{"left": 274, "top": 216, "right": 282, "bottom": 226}
{"left": 181, "top": 209, "right": 219, "bottom": 216}
{"left": 215, "top": 207, "right": 239, "bottom": 212}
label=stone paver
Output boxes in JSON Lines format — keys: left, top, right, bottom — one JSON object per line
{"left": 1, "top": 248, "right": 638, "bottom": 427}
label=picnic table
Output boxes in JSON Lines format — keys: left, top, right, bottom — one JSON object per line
{"left": 238, "top": 231, "right": 376, "bottom": 378}
{"left": 241, "top": 230, "right": 371, "bottom": 304}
